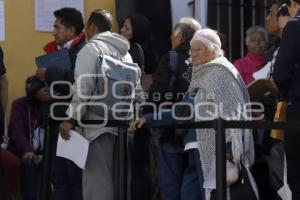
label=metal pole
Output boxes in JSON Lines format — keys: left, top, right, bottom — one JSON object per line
{"left": 0, "top": 151, "right": 4, "bottom": 199}
{"left": 252, "top": 0, "right": 256, "bottom": 25}
{"left": 217, "top": 0, "right": 220, "bottom": 31}
{"left": 117, "top": 126, "right": 127, "bottom": 200}
{"left": 228, "top": 0, "right": 232, "bottom": 61}
{"left": 240, "top": 0, "right": 244, "bottom": 58}
{"left": 263, "top": 0, "right": 268, "bottom": 26}
{"left": 216, "top": 118, "right": 226, "bottom": 200}
{"left": 41, "top": 115, "right": 51, "bottom": 200}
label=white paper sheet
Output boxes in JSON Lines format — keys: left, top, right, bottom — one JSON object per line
{"left": 35, "top": 0, "right": 84, "bottom": 32}
{"left": 253, "top": 62, "right": 271, "bottom": 80}
{"left": 56, "top": 130, "right": 89, "bottom": 169}
{"left": 0, "top": 1, "right": 5, "bottom": 41}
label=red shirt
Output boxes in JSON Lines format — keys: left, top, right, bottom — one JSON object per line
{"left": 234, "top": 53, "right": 264, "bottom": 85}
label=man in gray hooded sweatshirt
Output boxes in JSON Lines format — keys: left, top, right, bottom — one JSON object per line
{"left": 59, "top": 9, "right": 136, "bottom": 200}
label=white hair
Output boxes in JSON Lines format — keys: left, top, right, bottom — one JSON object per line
{"left": 245, "top": 26, "right": 268, "bottom": 46}
{"left": 173, "top": 17, "right": 202, "bottom": 40}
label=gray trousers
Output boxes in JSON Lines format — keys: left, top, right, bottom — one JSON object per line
{"left": 83, "top": 133, "right": 116, "bottom": 200}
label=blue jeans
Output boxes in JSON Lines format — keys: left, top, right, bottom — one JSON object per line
{"left": 181, "top": 149, "right": 216, "bottom": 200}
{"left": 156, "top": 143, "right": 185, "bottom": 200}
{"left": 181, "top": 149, "right": 203, "bottom": 200}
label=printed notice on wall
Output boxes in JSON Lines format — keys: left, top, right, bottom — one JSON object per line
{"left": 35, "top": 0, "right": 84, "bottom": 32}
{"left": 0, "top": 1, "right": 5, "bottom": 41}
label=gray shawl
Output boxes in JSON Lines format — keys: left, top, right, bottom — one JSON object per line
{"left": 188, "top": 56, "right": 256, "bottom": 198}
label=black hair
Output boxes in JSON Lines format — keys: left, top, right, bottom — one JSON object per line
{"left": 25, "top": 76, "right": 44, "bottom": 106}
{"left": 283, "top": 0, "right": 300, "bottom": 6}
{"left": 125, "top": 14, "right": 152, "bottom": 44}
{"left": 54, "top": 7, "right": 84, "bottom": 35}
{"left": 123, "top": 14, "right": 159, "bottom": 74}
{"left": 277, "top": 4, "right": 290, "bottom": 18}
{"left": 87, "top": 9, "right": 113, "bottom": 32}
{"left": 268, "top": 0, "right": 285, "bottom": 8}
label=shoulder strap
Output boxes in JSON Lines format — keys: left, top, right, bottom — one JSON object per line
{"left": 168, "top": 51, "right": 178, "bottom": 91}
{"left": 135, "top": 43, "right": 145, "bottom": 73}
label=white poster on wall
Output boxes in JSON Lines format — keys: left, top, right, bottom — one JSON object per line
{"left": 195, "top": 0, "right": 207, "bottom": 27}
{"left": 170, "top": 0, "right": 194, "bottom": 27}
{"left": 0, "top": 1, "right": 5, "bottom": 41}
{"left": 35, "top": 0, "right": 84, "bottom": 32}
{"left": 170, "top": 0, "right": 207, "bottom": 27}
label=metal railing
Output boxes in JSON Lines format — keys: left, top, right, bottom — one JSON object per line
{"left": 0, "top": 150, "right": 4, "bottom": 199}
{"left": 169, "top": 119, "right": 300, "bottom": 200}
{"left": 39, "top": 118, "right": 300, "bottom": 200}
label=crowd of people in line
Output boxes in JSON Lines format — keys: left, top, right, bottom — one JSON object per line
{"left": 1, "top": 0, "right": 300, "bottom": 200}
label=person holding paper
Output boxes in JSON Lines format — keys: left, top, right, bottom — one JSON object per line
{"left": 234, "top": 26, "right": 269, "bottom": 85}
{"left": 32, "top": 7, "right": 85, "bottom": 200}
{"left": 273, "top": 0, "right": 300, "bottom": 198}
{"left": 59, "top": 9, "right": 136, "bottom": 200}
{"left": 255, "top": 3, "right": 291, "bottom": 199}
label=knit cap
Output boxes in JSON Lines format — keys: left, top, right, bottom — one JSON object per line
{"left": 190, "top": 29, "right": 222, "bottom": 49}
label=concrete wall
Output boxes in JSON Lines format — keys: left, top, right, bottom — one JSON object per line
{"left": 0, "top": 0, "right": 117, "bottom": 115}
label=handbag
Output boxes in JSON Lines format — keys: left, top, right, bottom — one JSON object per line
{"left": 270, "top": 101, "right": 288, "bottom": 141}
{"left": 226, "top": 161, "right": 239, "bottom": 186}
{"left": 230, "top": 163, "right": 258, "bottom": 200}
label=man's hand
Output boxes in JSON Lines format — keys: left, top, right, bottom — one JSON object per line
{"left": 130, "top": 117, "right": 146, "bottom": 131}
{"left": 35, "top": 87, "right": 53, "bottom": 102}
{"left": 59, "top": 121, "right": 73, "bottom": 140}
{"left": 269, "top": 77, "right": 279, "bottom": 94}
{"left": 22, "top": 152, "right": 36, "bottom": 162}
{"left": 36, "top": 68, "right": 47, "bottom": 81}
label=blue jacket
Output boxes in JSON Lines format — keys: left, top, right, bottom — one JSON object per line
{"left": 144, "top": 92, "right": 232, "bottom": 152}
{"left": 145, "top": 92, "right": 196, "bottom": 146}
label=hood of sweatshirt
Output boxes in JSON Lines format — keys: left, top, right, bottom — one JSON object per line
{"left": 89, "top": 31, "right": 130, "bottom": 57}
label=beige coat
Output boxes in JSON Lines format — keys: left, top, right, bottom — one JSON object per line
{"left": 67, "top": 31, "right": 141, "bottom": 142}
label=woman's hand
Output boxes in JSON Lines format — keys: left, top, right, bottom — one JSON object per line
{"left": 22, "top": 152, "right": 36, "bottom": 162}
{"left": 130, "top": 118, "right": 146, "bottom": 131}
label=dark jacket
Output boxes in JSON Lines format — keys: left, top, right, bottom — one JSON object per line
{"left": 129, "top": 42, "right": 144, "bottom": 72}
{"left": 43, "top": 32, "right": 86, "bottom": 95}
{"left": 147, "top": 43, "right": 192, "bottom": 106}
{"left": 35, "top": 33, "right": 86, "bottom": 119}
{"left": 8, "top": 97, "right": 38, "bottom": 157}
{"left": 273, "top": 10, "right": 300, "bottom": 106}
{"left": 146, "top": 43, "right": 192, "bottom": 144}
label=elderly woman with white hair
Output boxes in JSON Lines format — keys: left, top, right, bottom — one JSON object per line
{"left": 234, "top": 26, "right": 268, "bottom": 85}
{"left": 131, "top": 29, "right": 257, "bottom": 200}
